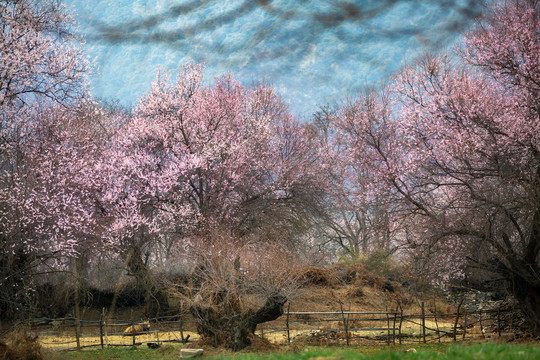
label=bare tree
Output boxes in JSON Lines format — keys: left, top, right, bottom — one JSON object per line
{"left": 173, "top": 233, "right": 300, "bottom": 351}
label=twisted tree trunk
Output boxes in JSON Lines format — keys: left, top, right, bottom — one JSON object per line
{"left": 191, "top": 292, "right": 287, "bottom": 351}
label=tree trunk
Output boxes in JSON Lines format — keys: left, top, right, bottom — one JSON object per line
{"left": 512, "top": 204, "right": 540, "bottom": 335}
{"left": 0, "top": 248, "right": 35, "bottom": 319}
{"left": 509, "top": 270, "right": 540, "bottom": 335}
{"left": 125, "top": 244, "right": 163, "bottom": 317}
{"left": 492, "top": 251, "right": 540, "bottom": 335}
{"left": 191, "top": 293, "right": 287, "bottom": 351}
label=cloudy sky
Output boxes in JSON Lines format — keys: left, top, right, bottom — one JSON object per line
{"left": 64, "top": 0, "right": 484, "bottom": 117}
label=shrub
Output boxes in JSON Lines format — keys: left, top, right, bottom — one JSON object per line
{"left": 299, "top": 266, "right": 338, "bottom": 288}
{"left": 0, "top": 331, "right": 43, "bottom": 360}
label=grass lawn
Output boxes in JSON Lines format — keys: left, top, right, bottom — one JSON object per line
{"left": 44, "top": 342, "right": 540, "bottom": 360}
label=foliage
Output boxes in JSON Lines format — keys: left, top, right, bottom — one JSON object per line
{"left": 0, "top": 0, "right": 93, "bottom": 257}
{"left": 103, "top": 64, "right": 324, "bottom": 244}
{"left": 360, "top": 249, "right": 395, "bottom": 275}
{"left": 0, "top": 0, "right": 97, "bottom": 319}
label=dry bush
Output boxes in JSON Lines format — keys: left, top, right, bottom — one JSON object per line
{"left": 172, "top": 233, "right": 301, "bottom": 351}
{"left": 0, "top": 331, "right": 43, "bottom": 360}
{"left": 298, "top": 266, "right": 338, "bottom": 288}
{"left": 345, "top": 282, "right": 365, "bottom": 299}
{"left": 358, "top": 270, "right": 386, "bottom": 289}
{"left": 389, "top": 290, "right": 414, "bottom": 309}
{"left": 244, "top": 333, "right": 280, "bottom": 351}
{"left": 333, "top": 262, "right": 365, "bottom": 285}
{"left": 430, "top": 303, "right": 457, "bottom": 316}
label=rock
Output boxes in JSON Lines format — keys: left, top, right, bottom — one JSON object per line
{"left": 180, "top": 348, "right": 204, "bottom": 358}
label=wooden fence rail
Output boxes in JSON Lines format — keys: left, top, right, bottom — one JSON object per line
{"left": 3, "top": 304, "right": 511, "bottom": 350}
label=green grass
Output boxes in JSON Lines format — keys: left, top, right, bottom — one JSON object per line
{"left": 210, "top": 343, "right": 540, "bottom": 360}
{"left": 45, "top": 344, "right": 180, "bottom": 360}
{"left": 44, "top": 343, "right": 540, "bottom": 360}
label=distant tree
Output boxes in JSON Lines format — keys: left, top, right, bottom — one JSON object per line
{"left": 313, "top": 97, "right": 401, "bottom": 261}
{"left": 337, "top": 0, "right": 540, "bottom": 332}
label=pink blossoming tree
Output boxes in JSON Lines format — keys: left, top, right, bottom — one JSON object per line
{"left": 0, "top": 0, "right": 92, "bottom": 316}
{"left": 101, "top": 63, "right": 325, "bottom": 342}
{"left": 336, "top": 0, "right": 540, "bottom": 332}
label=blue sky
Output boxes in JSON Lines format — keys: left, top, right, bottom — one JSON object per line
{"left": 65, "top": 0, "right": 483, "bottom": 117}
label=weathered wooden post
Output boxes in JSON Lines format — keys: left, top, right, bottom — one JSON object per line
{"left": 386, "top": 305, "right": 391, "bottom": 345}
{"left": 104, "top": 308, "right": 110, "bottom": 347}
{"left": 347, "top": 302, "right": 352, "bottom": 343}
{"left": 433, "top": 297, "right": 441, "bottom": 342}
{"left": 286, "top": 303, "right": 291, "bottom": 345}
{"left": 479, "top": 312, "right": 485, "bottom": 338}
{"left": 179, "top": 316, "right": 185, "bottom": 344}
{"left": 453, "top": 298, "right": 464, "bottom": 341}
{"left": 421, "top": 302, "right": 426, "bottom": 343}
{"left": 398, "top": 304, "right": 403, "bottom": 345}
{"left": 72, "top": 259, "right": 81, "bottom": 351}
{"left": 392, "top": 307, "right": 397, "bottom": 345}
{"left": 99, "top": 309, "right": 104, "bottom": 349}
{"left": 339, "top": 301, "right": 349, "bottom": 346}
{"left": 462, "top": 312, "right": 468, "bottom": 340}
{"left": 131, "top": 310, "right": 136, "bottom": 346}
{"left": 497, "top": 307, "right": 501, "bottom": 337}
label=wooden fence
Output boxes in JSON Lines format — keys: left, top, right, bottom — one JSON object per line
{"left": 5, "top": 313, "right": 196, "bottom": 351}
{"left": 4, "top": 303, "right": 510, "bottom": 350}
{"left": 259, "top": 302, "right": 507, "bottom": 346}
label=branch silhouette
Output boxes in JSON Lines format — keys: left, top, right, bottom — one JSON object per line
{"left": 80, "top": 0, "right": 484, "bottom": 68}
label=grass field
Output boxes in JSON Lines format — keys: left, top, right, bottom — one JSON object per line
{"left": 44, "top": 342, "right": 540, "bottom": 360}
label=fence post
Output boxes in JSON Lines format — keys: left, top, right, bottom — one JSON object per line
{"left": 99, "top": 308, "right": 104, "bottom": 349}
{"left": 398, "top": 304, "right": 403, "bottom": 345}
{"left": 462, "top": 312, "right": 468, "bottom": 340}
{"left": 392, "top": 307, "right": 397, "bottom": 345}
{"left": 421, "top": 302, "right": 426, "bottom": 343}
{"left": 497, "top": 306, "right": 501, "bottom": 337}
{"left": 433, "top": 297, "right": 440, "bottom": 342}
{"left": 131, "top": 310, "right": 136, "bottom": 346}
{"left": 104, "top": 308, "right": 110, "bottom": 347}
{"left": 386, "top": 305, "right": 391, "bottom": 345}
{"left": 72, "top": 259, "right": 81, "bottom": 351}
{"left": 339, "top": 301, "right": 349, "bottom": 346}
{"left": 347, "top": 302, "right": 352, "bottom": 342}
{"left": 179, "top": 316, "right": 185, "bottom": 344}
{"left": 286, "top": 303, "right": 291, "bottom": 345}
{"left": 479, "top": 312, "right": 485, "bottom": 338}
{"left": 453, "top": 297, "right": 464, "bottom": 341}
